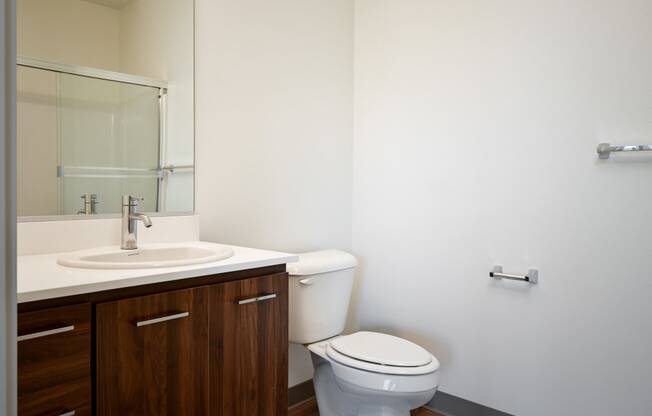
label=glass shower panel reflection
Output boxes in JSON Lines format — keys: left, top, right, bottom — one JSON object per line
{"left": 16, "top": 66, "right": 59, "bottom": 217}
{"left": 58, "top": 73, "right": 160, "bottom": 214}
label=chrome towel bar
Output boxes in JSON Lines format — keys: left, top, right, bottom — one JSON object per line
{"left": 490, "top": 265, "right": 538, "bottom": 284}
{"left": 597, "top": 143, "right": 652, "bottom": 159}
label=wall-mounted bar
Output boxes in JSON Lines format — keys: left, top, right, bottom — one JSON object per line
{"left": 597, "top": 142, "right": 652, "bottom": 159}
{"left": 57, "top": 165, "right": 196, "bottom": 179}
{"left": 17, "top": 56, "right": 167, "bottom": 89}
{"left": 490, "top": 265, "right": 538, "bottom": 284}
{"left": 57, "top": 165, "right": 163, "bottom": 179}
{"left": 161, "top": 164, "right": 195, "bottom": 174}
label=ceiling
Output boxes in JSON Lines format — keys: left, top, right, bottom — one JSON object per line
{"left": 82, "top": 0, "right": 137, "bottom": 10}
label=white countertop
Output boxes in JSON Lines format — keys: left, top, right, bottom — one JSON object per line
{"left": 18, "top": 242, "right": 298, "bottom": 303}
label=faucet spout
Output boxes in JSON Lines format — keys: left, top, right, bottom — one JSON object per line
{"left": 130, "top": 213, "right": 152, "bottom": 228}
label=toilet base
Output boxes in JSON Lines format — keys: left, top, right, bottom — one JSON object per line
{"left": 312, "top": 356, "right": 436, "bottom": 416}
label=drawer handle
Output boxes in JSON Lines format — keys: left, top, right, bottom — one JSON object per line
{"left": 136, "top": 312, "right": 190, "bottom": 327}
{"left": 17, "top": 325, "right": 75, "bottom": 342}
{"left": 59, "top": 411, "right": 75, "bottom": 416}
{"left": 238, "top": 293, "right": 277, "bottom": 305}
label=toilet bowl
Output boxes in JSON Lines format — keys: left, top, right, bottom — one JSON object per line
{"left": 288, "top": 250, "right": 440, "bottom": 416}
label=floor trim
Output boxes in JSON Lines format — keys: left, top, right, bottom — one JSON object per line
{"left": 289, "top": 379, "right": 316, "bottom": 407}
{"left": 289, "top": 380, "right": 513, "bottom": 416}
{"left": 289, "top": 398, "right": 319, "bottom": 416}
{"left": 427, "top": 391, "right": 514, "bottom": 416}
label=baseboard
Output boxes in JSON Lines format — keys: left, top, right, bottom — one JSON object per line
{"left": 426, "top": 391, "right": 514, "bottom": 416}
{"left": 289, "top": 379, "right": 316, "bottom": 407}
{"left": 288, "top": 380, "right": 513, "bottom": 416}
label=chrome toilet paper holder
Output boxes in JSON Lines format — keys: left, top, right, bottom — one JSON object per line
{"left": 490, "top": 265, "right": 538, "bottom": 284}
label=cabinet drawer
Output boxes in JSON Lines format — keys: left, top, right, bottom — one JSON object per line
{"left": 18, "top": 303, "right": 91, "bottom": 416}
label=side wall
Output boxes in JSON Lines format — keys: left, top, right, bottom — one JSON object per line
{"left": 17, "top": 0, "right": 120, "bottom": 70}
{"left": 352, "top": 1, "right": 652, "bottom": 415}
{"left": 195, "top": 0, "right": 354, "bottom": 386}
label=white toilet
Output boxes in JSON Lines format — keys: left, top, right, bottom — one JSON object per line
{"left": 288, "top": 250, "right": 440, "bottom": 416}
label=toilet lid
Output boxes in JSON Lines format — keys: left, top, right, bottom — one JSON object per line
{"left": 329, "top": 331, "right": 432, "bottom": 367}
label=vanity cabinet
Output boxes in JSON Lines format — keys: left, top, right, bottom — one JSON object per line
{"left": 88, "top": 268, "right": 288, "bottom": 416}
{"left": 18, "top": 266, "right": 289, "bottom": 416}
{"left": 96, "top": 287, "right": 210, "bottom": 415}
{"left": 17, "top": 303, "right": 91, "bottom": 416}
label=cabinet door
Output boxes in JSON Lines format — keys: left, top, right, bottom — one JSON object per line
{"left": 210, "top": 273, "right": 288, "bottom": 415}
{"left": 18, "top": 303, "right": 91, "bottom": 416}
{"left": 96, "top": 287, "right": 209, "bottom": 416}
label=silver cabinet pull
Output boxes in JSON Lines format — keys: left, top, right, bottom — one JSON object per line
{"left": 238, "top": 293, "right": 277, "bottom": 305}
{"left": 17, "top": 325, "right": 75, "bottom": 342}
{"left": 490, "top": 265, "right": 538, "bottom": 284}
{"left": 59, "top": 411, "right": 75, "bottom": 416}
{"left": 136, "top": 312, "right": 189, "bottom": 327}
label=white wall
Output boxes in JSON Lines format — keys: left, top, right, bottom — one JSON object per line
{"left": 352, "top": 1, "right": 652, "bottom": 415}
{"left": 17, "top": 0, "right": 120, "bottom": 70}
{"left": 17, "top": 215, "right": 199, "bottom": 255}
{"left": 195, "top": 0, "right": 354, "bottom": 386}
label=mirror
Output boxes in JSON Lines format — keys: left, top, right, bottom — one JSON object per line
{"left": 16, "top": 0, "right": 194, "bottom": 218}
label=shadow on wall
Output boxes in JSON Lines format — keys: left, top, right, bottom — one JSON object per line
{"left": 344, "top": 255, "right": 453, "bottom": 369}
{"left": 343, "top": 253, "right": 364, "bottom": 333}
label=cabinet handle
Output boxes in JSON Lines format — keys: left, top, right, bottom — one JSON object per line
{"left": 59, "top": 411, "right": 75, "bottom": 416}
{"left": 238, "top": 293, "right": 277, "bottom": 305}
{"left": 136, "top": 312, "right": 190, "bottom": 327}
{"left": 17, "top": 325, "right": 75, "bottom": 342}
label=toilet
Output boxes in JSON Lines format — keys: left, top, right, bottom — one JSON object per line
{"left": 288, "top": 250, "right": 440, "bottom": 416}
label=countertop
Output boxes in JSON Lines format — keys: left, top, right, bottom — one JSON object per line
{"left": 18, "top": 242, "right": 298, "bottom": 303}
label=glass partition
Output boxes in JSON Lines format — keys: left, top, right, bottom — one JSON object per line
{"left": 58, "top": 73, "right": 161, "bottom": 214}
{"left": 17, "top": 67, "right": 165, "bottom": 216}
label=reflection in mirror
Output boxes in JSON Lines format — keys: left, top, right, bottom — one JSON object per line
{"left": 16, "top": 0, "right": 194, "bottom": 218}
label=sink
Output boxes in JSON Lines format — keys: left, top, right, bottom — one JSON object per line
{"left": 57, "top": 243, "right": 234, "bottom": 269}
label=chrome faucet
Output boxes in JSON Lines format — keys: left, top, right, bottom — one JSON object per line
{"left": 121, "top": 195, "right": 152, "bottom": 250}
{"left": 77, "top": 193, "right": 99, "bottom": 215}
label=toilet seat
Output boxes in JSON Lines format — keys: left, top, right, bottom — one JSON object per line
{"left": 325, "top": 332, "right": 440, "bottom": 376}
{"left": 308, "top": 332, "right": 440, "bottom": 397}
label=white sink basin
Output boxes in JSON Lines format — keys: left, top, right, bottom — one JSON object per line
{"left": 57, "top": 243, "right": 234, "bottom": 269}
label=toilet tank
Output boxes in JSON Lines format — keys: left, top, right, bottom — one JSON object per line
{"left": 287, "top": 250, "right": 357, "bottom": 344}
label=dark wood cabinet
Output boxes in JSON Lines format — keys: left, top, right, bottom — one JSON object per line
{"left": 96, "top": 286, "right": 210, "bottom": 416}
{"left": 17, "top": 303, "right": 91, "bottom": 416}
{"left": 210, "top": 272, "right": 289, "bottom": 415}
{"left": 18, "top": 265, "right": 289, "bottom": 416}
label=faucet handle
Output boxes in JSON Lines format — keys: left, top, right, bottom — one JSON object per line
{"left": 122, "top": 195, "right": 145, "bottom": 206}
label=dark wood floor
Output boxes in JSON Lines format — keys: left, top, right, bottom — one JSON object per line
{"left": 288, "top": 398, "right": 441, "bottom": 416}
